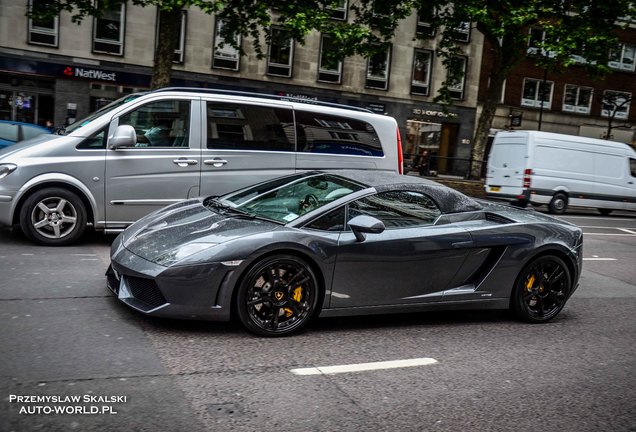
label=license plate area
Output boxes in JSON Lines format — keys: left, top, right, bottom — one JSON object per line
{"left": 489, "top": 186, "right": 501, "bottom": 192}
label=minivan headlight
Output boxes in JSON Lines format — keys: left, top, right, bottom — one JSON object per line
{"left": 0, "top": 164, "right": 17, "bottom": 179}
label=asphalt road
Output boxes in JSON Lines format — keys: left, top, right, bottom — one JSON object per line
{"left": 1, "top": 209, "right": 635, "bottom": 432}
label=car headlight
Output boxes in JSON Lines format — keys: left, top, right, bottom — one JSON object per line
{"left": 0, "top": 164, "right": 17, "bottom": 180}
{"left": 153, "top": 242, "right": 219, "bottom": 266}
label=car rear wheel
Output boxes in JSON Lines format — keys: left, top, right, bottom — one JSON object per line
{"left": 20, "top": 188, "right": 87, "bottom": 246}
{"left": 548, "top": 192, "right": 568, "bottom": 214}
{"left": 512, "top": 255, "right": 571, "bottom": 323}
{"left": 598, "top": 208, "right": 612, "bottom": 216}
{"left": 236, "top": 255, "right": 320, "bottom": 337}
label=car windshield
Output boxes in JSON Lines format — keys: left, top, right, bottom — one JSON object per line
{"left": 211, "top": 173, "right": 366, "bottom": 223}
{"left": 64, "top": 93, "right": 147, "bottom": 134}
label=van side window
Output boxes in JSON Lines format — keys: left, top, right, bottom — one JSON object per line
{"left": 348, "top": 190, "right": 440, "bottom": 228}
{"left": 630, "top": 158, "right": 636, "bottom": 177}
{"left": 206, "top": 103, "right": 294, "bottom": 152}
{"left": 118, "top": 100, "right": 191, "bottom": 148}
{"left": 77, "top": 127, "right": 108, "bottom": 149}
{"left": 295, "top": 110, "right": 384, "bottom": 157}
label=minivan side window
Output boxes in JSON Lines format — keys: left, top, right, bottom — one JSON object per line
{"left": 295, "top": 110, "right": 384, "bottom": 157}
{"left": 77, "top": 128, "right": 108, "bottom": 150}
{"left": 630, "top": 158, "right": 636, "bottom": 177}
{"left": 206, "top": 102, "right": 294, "bottom": 152}
{"left": 348, "top": 190, "right": 441, "bottom": 228}
{"left": 118, "top": 100, "right": 190, "bottom": 148}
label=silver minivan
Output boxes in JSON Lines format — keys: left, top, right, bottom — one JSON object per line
{"left": 0, "top": 88, "right": 403, "bottom": 245}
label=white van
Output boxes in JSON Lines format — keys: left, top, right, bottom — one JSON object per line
{"left": 485, "top": 130, "right": 636, "bottom": 214}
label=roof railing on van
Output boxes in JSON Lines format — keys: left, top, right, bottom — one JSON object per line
{"left": 151, "top": 87, "right": 374, "bottom": 113}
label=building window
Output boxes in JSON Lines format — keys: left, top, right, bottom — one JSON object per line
{"left": 317, "top": 35, "right": 342, "bottom": 84}
{"left": 92, "top": 1, "right": 125, "bottom": 55}
{"left": 451, "top": 21, "right": 470, "bottom": 42}
{"left": 609, "top": 43, "right": 636, "bottom": 72}
{"left": 411, "top": 49, "right": 432, "bottom": 96}
{"left": 563, "top": 84, "right": 593, "bottom": 114}
{"left": 28, "top": 0, "right": 59, "bottom": 47}
{"left": 416, "top": 7, "right": 436, "bottom": 37}
{"left": 267, "top": 27, "right": 294, "bottom": 77}
{"left": 527, "top": 27, "right": 545, "bottom": 56}
{"left": 213, "top": 19, "right": 241, "bottom": 71}
{"left": 602, "top": 90, "right": 631, "bottom": 120}
{"left": 521, "top": 78, "right": 553, "bottom": 109}
{"left": 365, "top": 46, "right": 391, "bottom": 90}
{"left": 447, "top": 56, "right": 467, "bottom": 100}
{"left": 329, "top": 0, "right": 347, "bottom": 20}
{"left": 156, "top": 10, "right": 186, "bottom": 64}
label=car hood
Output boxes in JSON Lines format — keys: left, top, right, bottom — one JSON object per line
{"left": 122, "top": 199, "right": 281, "bottom": 265}
{"left": 0, "top": 133, "right": 70, "bottom": 159}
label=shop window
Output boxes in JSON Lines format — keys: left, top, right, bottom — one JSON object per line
{"left": 156, "top": 10, "right": 186, "bottom": 64}
{"left": 609, "top": 43, "right": 636, "bottom": 72}
{"left": 318, "top": 35, "right": 343, "bottom": 84}
{"left": 28, "top": 0, "right": 59, "bottom": 47}
{"left": 563, "top": 85, "right": 593, "bottom": 115}
{"left": 206, "top": 102, "right": 294, "bottom": 152}
{"left": 93, "top": 1, "right": 125, "bottom": 55}
{"left": 295, "top": 110, "right": 383, "bottom": 157}
{"left": 212, "top": 18, "right": 241, "bottom": 71}
{"left": 447, "top": 56, "right": 467, "bottom": 100}
{"left": 348, "top": 191, "right": 441, "bottom": 228}
{"left": 601, "top": 90, "right": 631, "bottom": 120}
{"left": 267, "top": 27, "right": 294, "bottom": 77}
{"left": 411, "top": 49, "right": 432, "bottom": 96}
{"left": 328, "top": 0, "right": 347, "bottom": 20}
{"left": 521, "top": 78, "right": 553, "bottom": 109}
{"left": 365, "top": 46, "right": 391, "bottom": 90}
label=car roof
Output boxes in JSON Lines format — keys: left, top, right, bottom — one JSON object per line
{"left": 322, "top": 170, "right": 483, "bottom": 214}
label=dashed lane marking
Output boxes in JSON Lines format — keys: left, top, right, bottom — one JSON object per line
{"left": 290, "top": 358, "right": 438, "bottom": 376}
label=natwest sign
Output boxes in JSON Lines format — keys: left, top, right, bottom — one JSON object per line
{"left": 63, "top": 66, "right": 117, "bottom": 82}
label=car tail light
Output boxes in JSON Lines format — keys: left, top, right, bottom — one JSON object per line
{"left": 396, "top": 127, "right": 404, "bottom": 174}
{"left": 523, "top": 169, "right": 532, "bottom": 188}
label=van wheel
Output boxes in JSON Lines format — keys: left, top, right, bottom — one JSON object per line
{"left": 598, "top": 209, "right": 612, "bottom": 216}
{"left": 20, "top": 188, "right": 87, "bottom": 246}
{"left": 548, "top": 193, "right": 568, "bottom": 215}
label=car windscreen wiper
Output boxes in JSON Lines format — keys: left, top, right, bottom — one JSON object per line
{"left": 204, "top": 198, "right": 281, "bottom": 224}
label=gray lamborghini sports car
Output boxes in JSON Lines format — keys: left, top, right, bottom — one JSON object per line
{"left": 107, "top": 170, "right": 583, "bottom": 336}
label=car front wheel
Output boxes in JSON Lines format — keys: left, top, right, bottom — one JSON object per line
{"left": 236, "top": 255, "right": 320, "bottom": 337}
{"left": 19, "top": 188, "right": 87, "bottom": 246}
{"left": 512, "top": 255, "right": 572, "bottom": 323}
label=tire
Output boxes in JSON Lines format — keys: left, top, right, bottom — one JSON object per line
{"left": 236, "top": 255, "right": 321, "bottom": 337}
{"left": 19, "top": 188, "right": 87, "bottom": 246}
{"left": 511, "top": 255, "right": 572, "bottom": 323}
{"left": 598, "top": 208, "right": 612, "bottom": 216}
{"left": 548, "top": 192, "right": 568, "bottom": 214}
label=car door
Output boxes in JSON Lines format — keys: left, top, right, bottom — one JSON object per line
{"left": 104, "top": 97, "right": 201, "bottom": 226}
{"left": 199, "top": 99, "right": 296, "bottom": 197}
{"left": 330, "top": 190, "right": 473, "bottom": 308}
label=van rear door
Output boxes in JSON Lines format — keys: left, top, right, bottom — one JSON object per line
{"left": 486, "top": 134, "right": 527, "bottom": 198}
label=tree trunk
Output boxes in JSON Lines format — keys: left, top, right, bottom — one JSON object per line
{"left": 150, "top": 8, "right": 182, "bottom": 89}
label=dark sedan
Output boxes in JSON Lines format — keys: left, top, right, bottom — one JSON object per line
{"left": 107, "top": 170, "right": 583, "bottom": 336}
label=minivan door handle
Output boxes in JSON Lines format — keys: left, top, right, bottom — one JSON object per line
{"left": 173, "top": 158, "right": 198, "bottom": 167}
{"left": 204, "top": 158, "right": 228, "bottom": 167}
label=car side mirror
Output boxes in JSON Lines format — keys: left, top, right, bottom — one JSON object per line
{"left": 108, "top": 125, "right": 137, "bottom": 149}
{"left": 348, "top": 215, "right": 385, "bottom": 242}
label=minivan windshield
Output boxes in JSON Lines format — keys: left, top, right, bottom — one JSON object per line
{"left": 207, "top": 173, "right": 365, "bottom": 224}
{"left": 64, "top": 93, "right": 147, "bottom": 134}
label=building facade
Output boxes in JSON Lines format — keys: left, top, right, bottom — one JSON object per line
{"left": 0, "top": 1, "right": 485, "bottom": 176}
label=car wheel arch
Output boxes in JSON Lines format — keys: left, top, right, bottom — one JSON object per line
{"left": 229, "top": 248, "right": 327, "bottom": 321}
{"left": 13, "top": 180, "right": 96, "bottom": 227}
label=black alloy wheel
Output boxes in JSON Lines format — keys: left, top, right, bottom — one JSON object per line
{"left": 19, "top": 187, "right": 87, "bottom": 246}
{"left": 512, "top": 255, "right": 571, "bottom": 323}
{"left": 236, "top": 255, "right": 320, "bottom": 337}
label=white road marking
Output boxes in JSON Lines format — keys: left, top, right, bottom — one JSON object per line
{"left": 577, "top": 225, "right": 636, "bottom": 229}
{"left": 561, "top": 216, "right": 635, "bottom": 221}
{"left": 582, "top": 233, "right": 636, "bottom": 236}
{"left": 290, "top": 358, "right": 438, "bottom": 376}
{"left": 583, "top": 258, "right": 617, "bottom": 261}
{"left": 618, "top": 228, "right": 636, "bottom": 235}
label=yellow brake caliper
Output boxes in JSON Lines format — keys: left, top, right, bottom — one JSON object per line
{"left": 284, "top": 286, "right": 303, "bottom": 317}
{"left": 526, "top": 274, "right": 535, "bottom": 291}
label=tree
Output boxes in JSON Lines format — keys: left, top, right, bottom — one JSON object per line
{"left": 601, "top": 91, "right": 634, "bottom": 140}
{"left": 418, "top": 0, "right": 635, "bottom": 178}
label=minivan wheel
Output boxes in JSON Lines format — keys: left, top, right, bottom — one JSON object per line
{"left": 598, "top": 208, "right": 612, "bottom": 216}
{"left": 548, "top": 192, "right": 568, "bottom": 214}
{"left": 20, "top": 188, "right": 87, "bottom": 246}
